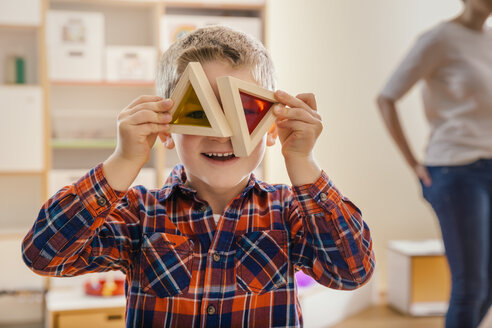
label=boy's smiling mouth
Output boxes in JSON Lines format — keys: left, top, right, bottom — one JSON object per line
{"left": 202, "top": 152, "right": 236, "bottom": 161}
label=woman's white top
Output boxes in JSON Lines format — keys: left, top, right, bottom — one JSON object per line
{"left": 381, "top": 21, "right": 492, "bottom": 166}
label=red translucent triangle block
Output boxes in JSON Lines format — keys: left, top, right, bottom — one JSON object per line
{"left": 240, "top": 91, "right": 274, "bottom": 134}
{"left": 171, "top": 85, "right": 211, "bottom": 127}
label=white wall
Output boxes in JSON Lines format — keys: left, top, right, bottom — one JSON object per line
{"left": 265, "top": 0, "right": 462, "bottom": 292}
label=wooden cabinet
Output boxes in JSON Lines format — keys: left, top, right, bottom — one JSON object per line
{"left": 46, "top": 288, "right": 125, "bottom": 328}
{"left": 56, "top": 309, "right": 125, "bottom": 328}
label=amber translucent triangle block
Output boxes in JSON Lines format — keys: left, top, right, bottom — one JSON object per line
{"left": 171, "top": 85, "right": 211, "bottom": 127}
{"left": 240, "top": 91, "right": 274, "bottom": 134}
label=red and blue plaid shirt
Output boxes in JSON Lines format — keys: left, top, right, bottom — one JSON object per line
{"left": 22, "top": 163, "right": 374, "bottom": 327}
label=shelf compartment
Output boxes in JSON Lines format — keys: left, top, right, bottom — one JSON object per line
{"left": 50, "top": 80, "right": 155, "bottom": 87}
{"left": 52, "top": 139, "right": 117, "bottom": 149}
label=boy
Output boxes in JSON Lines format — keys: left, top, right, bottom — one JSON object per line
{"left": 22, "top": 26, "right": 374, "bottom": 327}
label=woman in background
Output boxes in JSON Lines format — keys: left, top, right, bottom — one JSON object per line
{"left": 377, "top": 0, "right": 492, "bottom": 327}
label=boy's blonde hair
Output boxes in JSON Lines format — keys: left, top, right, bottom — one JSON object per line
{"left": 156, "top": 25, "right": 276, "bottom": 99}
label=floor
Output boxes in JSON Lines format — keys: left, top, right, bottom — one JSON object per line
{"left": 332, "top": 305, "right": 492, "bottom": 328}
{"left": 331, "top": 305, "right": 444, "bottom": 328}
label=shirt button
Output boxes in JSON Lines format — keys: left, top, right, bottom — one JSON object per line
{"left": 96, "top": 196, "right": 107, "bottom": 206}
{"left": 319, "top": 193, "right": 327, "bottom": 201}
{"left": 199, "top": 205, "right": 207, "bottom": 212}
{"left": 207, "top": 305, "right": 216, "bottom": 315}
{"left": 213, "top": 253, "right": 221, "bottom": 262}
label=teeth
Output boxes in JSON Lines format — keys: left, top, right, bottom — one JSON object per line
{"left": 205, "top": 152, "right": 234, "bottom": 157}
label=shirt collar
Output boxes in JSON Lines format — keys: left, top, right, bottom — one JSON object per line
{"left": 158, "top": 164, "right": 276, "bottom": 201}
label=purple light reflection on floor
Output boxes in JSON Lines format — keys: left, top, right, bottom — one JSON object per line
{"left": 295, "top": 270, "right": 316, "bottom": 288}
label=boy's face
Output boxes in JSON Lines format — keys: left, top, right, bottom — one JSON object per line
{"left": 169, "top": 61, "right": 275, "bottom": 192}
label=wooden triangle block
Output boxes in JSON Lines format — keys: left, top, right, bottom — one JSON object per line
{"left": 169, "top": 62, "right": 232, "bottom": 137}
{"left": 217, "top": 76, "right": 277, "bottom": 157}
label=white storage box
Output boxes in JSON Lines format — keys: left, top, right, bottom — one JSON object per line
{"left": 161, "top": 15, "right": 262, "bottom": 50}
{"left": 48, "top": 45, "right": 105, "bottom": 81}
{"left": 47, "top": 10, "right": 105, "bottom": 81}
{"left": 47, "top": 10, "right": 105, "bottom": 46}
{"left": 0, "top": 0, "right": 42, "bottom": 26}
{"left": 105, "top": 46, "right": 157, "bottom": 82}
{"left": 52, "top": 109, "right": 117, "bottom": 139}
{"left": 387, "top": 239, "right": 450, "bottom": 316}
{"left": 0, "top": 86, "right": 44, "bottom": 171}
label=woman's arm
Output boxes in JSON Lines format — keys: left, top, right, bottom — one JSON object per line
{"left": 376, "top": 95, "right": 432, "bottom": 186}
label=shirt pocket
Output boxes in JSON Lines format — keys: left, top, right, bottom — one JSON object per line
{"left": 235, "top": 230, "right": 288, "bottom": 294}
{"left": 139, "top": 232, "right": 194, "bottom": 298}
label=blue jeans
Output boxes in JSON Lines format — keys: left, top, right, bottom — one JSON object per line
{"left": 422, "top": 159, "right": 492, "bottom": 328}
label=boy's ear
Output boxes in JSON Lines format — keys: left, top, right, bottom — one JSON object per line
{"left": 266, "top": 123, "right": 278, "bottom": 147}
{"left": 159, "top": 133, "right": 175, "bottom": 149}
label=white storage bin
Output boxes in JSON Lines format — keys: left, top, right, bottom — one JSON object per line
{"left": 387, "top": 239, "right": 450, "bottom": 316}
{"left": 0, "top": 0, "right": 42, "bottom": 26}
{"left": 48, "top": 45, "right": 105, "bottom": 81}
{"left": 47, "top": 10, "right": 105, "bottom": 46}
{"left": 52, "top": 109, "right": 117, "bottom": 139}
{"left": 105, "top": 46, "right": 157, "bottom": 82}
{"left": 161, "top": 15, "right": 262, "bottom": 50}
{"left": 0, "top": 86, "right": 44, "bottom": 171}
{"left": 47, "top": 10, "right": 105, "bottom": 81}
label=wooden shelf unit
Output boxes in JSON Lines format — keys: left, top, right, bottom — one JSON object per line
{"left": 1, "top": 0, "right": 267, "bottom": 327}
{"left": 46, "top": 0, "right": 267, "bottom": 186}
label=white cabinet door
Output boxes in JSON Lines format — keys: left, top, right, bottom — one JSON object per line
{"left": 0, "top": 237, "right": 44, "bottom": 326}
{"left": 0, "top": 0, "right": 42, "bottom": 26}
{"left": 0, "top": 86, "right": 44, "bottom": 171}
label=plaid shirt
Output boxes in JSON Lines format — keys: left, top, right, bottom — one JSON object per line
{"left": 23, "top": 163, "right": 374, "bottom": 328}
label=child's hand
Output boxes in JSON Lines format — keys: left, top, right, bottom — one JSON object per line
{"left": 273, "top": 91, "right": 322, "bottom": 160}
{"left": 103, "top": 96, "right": 172, "bottom": 191}
{"left": 114, "top": 95, "right": 173, "bottom": 168}
{"left": 273, "top": 90, "right": 323, "bottom": 185}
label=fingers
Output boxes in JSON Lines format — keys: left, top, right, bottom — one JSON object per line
{"left": 128, "top": 109, "right": 172, "bottom": 126}
{"left": 126, "top": 99, "right": 173, "bottom": 116}
{"left": 415, "top": 164, "right": 433, "bottom": 187}
{"left": 422, "top": 176, "right": 432, "bottom": 187}
{"left": 276, "top": 119, "right": 316, "bottom": 132}
{"left": 275, "top": 90, "right": 312, "bottom": 112}
{"left": 127, "top": 95, "right": 164, "bottom": 108}
{"left": 295, "top": 93, "right": 317, "bottom": 110}
{"left": 138, "top": 122, "right": 170, "bottom": 136}
{"left": 274, "top": 90, "right": 322, "bottom": 121}
{"left": 274, "top": 104, "right": 319, "bottom": 125}
{"left": 118, "top": 96, "right": 173, "bottom": 139}
{"left": 420, "top": 169, "right": 433, "bottom": 187}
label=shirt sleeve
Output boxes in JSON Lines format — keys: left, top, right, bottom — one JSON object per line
{"left": 287, "top": 171, "right": 375, "bottom": 290}
{"left": 380, "top": 27, "right": 446, "bottom": 101}
{"left": 22, "top": 163, "right": 141, "bottom": 276}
